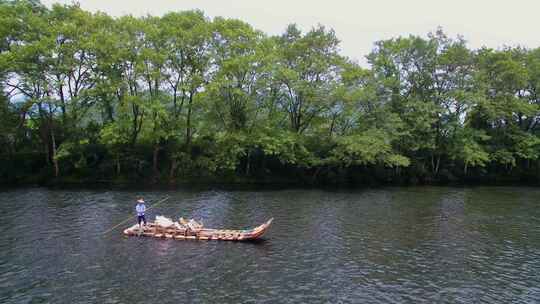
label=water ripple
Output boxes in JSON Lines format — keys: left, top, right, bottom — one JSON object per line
{"left": 0, "top": 187, "right": 539, "bottom": 303}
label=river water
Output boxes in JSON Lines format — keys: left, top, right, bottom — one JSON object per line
{"left": 0, "top": 186, "right": 539, "bottom": 303}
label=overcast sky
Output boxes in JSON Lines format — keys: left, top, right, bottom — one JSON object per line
{"left": 42, "top": 0, "right": 540, "bottom": 65}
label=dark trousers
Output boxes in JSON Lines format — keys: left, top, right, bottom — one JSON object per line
{"left": 138, "top": 215, "right": 146, "bottom": 225}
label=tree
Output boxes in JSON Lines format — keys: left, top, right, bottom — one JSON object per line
{"left": 368, "top": 30, "right": 478, "bottom": 177}
{"left": 3, "top": 1, "right": 540, "bottom": 185}
{"left": 470, "top": 48, "right": 540, "bottom": 170}
{"left": 274, "top": 24, "right": 342, "bottom": 134}
{"left": 160, "top": 11, "right": 212, "bottom": 179}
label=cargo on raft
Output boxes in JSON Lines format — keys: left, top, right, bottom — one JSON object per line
{"left": 123, "top": 216, "right": 273, "bottom": 241}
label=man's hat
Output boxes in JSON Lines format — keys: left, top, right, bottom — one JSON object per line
{"left": 137, "top": 198, "right": 144, "bottom": 203}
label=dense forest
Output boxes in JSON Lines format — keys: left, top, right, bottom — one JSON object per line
{"left": 1, "top": 0, "right": 540, "bottom": 185}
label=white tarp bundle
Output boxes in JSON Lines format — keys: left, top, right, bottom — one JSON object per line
{"left": 188, "top": 219, "right": 203, "bottom": 231}
{"left": 155, "top": 215, "right": 174, "bottom": 228}
{"left": 155, "top": 215, "right": 204, "bottom": 230}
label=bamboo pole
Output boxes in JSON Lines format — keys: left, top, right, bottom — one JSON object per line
{"left": 102, "top": 196, "right": 170, "bottom": 235}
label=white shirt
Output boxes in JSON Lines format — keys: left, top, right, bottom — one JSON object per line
{"left": 136, "top": 203, "right": 146, "bottom": 216}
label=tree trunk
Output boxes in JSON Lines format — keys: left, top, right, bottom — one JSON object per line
{"left": 245, "top": 150, "right": 251, "bottom": 176}
{"left": 152, "top": 144, "right": 160, "bottom": 181}
{"left": 186, "top": 93, "right": 193, "bottom": 146}
{"left": 329, "top": 113, "right": 337, "bottom": 136}
{"left": 131, "top": 103, "right": 143, "bottom": 147}
{"left": 59, "top": 84, "right": 67, "bottom": 126}
{"left": 116, "top": 154, "right": 121, "bottom": 175}
{"left": 431, "top": 154, "right": 441, "bottom": 175}
{"left": 312, "top": 166, "right": 322, "bottom": 183}
{"left": 173, "top": 87, "right": 178, "bottom": 118}
{"left": 37, "top": 103, "right": 50, "bottom": 165}
{"left": 105, "top": 97, "right": 114, "bottom": 122}
{"left": 169, "top": 157, "right": 177, "bottom": 182}
{"left": 51, "top": 127, "right": 59, "bottom": 178}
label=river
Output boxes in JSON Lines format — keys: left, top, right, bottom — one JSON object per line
{"left": 0, "top": 186, "right": 539, "bottom": 303}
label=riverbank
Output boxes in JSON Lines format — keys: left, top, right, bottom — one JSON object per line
{"left": 3, "top": 169, "right": 540, "bottom": 189}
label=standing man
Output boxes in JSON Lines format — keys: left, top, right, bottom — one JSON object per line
{"left": 136, "top": 198, "right": 147, "bottom": 228}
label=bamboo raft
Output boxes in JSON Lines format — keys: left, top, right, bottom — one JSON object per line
{"left": 123, "top": 218, "right": 273, "bottom": 241}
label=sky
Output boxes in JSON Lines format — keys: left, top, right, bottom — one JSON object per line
{"left": 42, "top": 0, "right": 540, "bottom": 66}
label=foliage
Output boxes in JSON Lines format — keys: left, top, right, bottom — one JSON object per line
{"left": 2, "top": 1, "right": 540, "bottom": 184}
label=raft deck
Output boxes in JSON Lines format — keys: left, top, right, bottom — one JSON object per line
{"left": 123, "top": 218, "right": 273, "bottom": 241}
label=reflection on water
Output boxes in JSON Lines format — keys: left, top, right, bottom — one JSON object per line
{"left": 0, "top": 187, "right": 540, "bottom": 303}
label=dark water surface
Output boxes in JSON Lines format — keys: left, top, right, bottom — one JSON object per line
{"left": 1, "top": 187, "right": 540, "bottom": 303}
